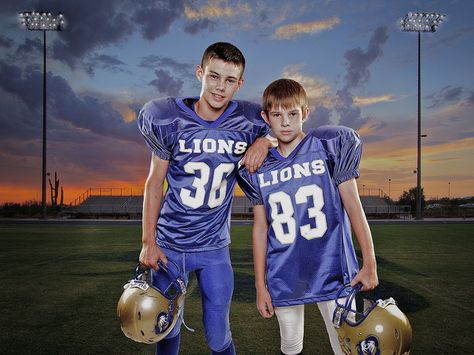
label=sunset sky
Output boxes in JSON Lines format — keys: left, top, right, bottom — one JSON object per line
{"left": 0, "top": 0, "right": 473, "bottom": 204}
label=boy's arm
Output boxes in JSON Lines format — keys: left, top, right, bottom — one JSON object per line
{"left": 253, "top": 205, "right": 274, "bottom": 318}
{"left": 338, "top": 178, "right": 379, "bottom": 291}
{"left": 241, "top": 136, "right": 277, "bottom": 173}
{"left": 139, "top": 154, "right": 169, "bottom": 270}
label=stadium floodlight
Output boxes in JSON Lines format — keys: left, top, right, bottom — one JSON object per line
{"left": 400, "top": 11, "right": 445, "bottom": 220}
{"left": 400, "top": 12, "right": 445, "bottom": 33}
{"left": 18, "top": 11, "right": 65, "bottom": 218}
{"left": 19, "top": 11, "right": 65, "bottom": 31}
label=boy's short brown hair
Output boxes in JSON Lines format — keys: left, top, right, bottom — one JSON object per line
{"left": 201, "top": 42, "right": 245, "bottom": 77}
{"left": 262, "top": 78, "right": 308, "bottom": 114}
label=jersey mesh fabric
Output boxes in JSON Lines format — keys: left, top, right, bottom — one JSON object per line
{"left": 138, "top": 97, "right": 269, "bottom": 252}
{"left": 237, "top": 126, "right": 361, "bottom": 305}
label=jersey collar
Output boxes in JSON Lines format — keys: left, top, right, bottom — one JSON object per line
{"left": 175, "top": 97, "right": 238, "bottom": 128}
{"left": 269, "top": 130, "right": 314, "bottom": 161}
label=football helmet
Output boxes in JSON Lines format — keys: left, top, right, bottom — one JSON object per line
{"left": 117, "top": 260, "right": 186, "bottom": 343}
{"left": 332, "top": 284, "right": 412, "bottom": 355}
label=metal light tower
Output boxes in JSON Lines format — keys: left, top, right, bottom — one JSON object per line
{"left": 18, "top": 11, "right": 65, "bottom": 218}
{"left": 388, "top": 178, "right": 391, "bottom": 200}
{"left": 400, "top": 12, "right": 445, "bottom": 220}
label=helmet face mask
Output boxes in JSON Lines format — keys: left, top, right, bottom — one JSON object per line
{"left": 333, "top": 284, "right": 412, "bottom": 355}
{"left": 117, "top": 261, "right": 186, "bottom": 344}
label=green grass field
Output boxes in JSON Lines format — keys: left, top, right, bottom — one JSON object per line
{"left": 0, "top": 223, "right": 473, "bottom": 354}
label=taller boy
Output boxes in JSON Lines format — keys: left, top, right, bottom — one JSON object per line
{"left": 137, "top": 42, "right": 271, "bottom": 354}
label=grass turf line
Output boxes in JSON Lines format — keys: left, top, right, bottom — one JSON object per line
{"left": 0, "top": 224, "right": 472, "bottom": 354}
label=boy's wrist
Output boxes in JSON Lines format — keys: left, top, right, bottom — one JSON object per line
{"left": 362, "top": 257, "right": 377, "bottom": 269}
{"left": 142, "top": 236, "right": 157, "bottom": 246}
{"left": 257, "top": 136, "right": 272, "bottom": 148}
{"left": 264, "top": 136, "right": 274, "bottom": 148}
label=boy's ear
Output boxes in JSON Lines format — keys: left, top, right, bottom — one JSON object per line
{"left": 195, "top": 65, "right": 204, "bottom": 81}
{"left": 236, "top": 78, "right": 244, "bottom": 90}
{"left": 302, "top": 106, "right": 310, "bottom": 122}
{"left": 261, "top": 110, "right": 270, "bottom": 125}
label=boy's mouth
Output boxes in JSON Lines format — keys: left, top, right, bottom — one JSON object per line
{"left": 212, "top": 93, "right": 225, "bottom": 101}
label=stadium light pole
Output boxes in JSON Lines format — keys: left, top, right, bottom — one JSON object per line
{"left": 388, "top": 178, "right": 391, "bottom": 200}
{"left": 18, "top": 11, "right": 65, "bottom": 218}
{"left": 400, "top": 11, "right": 445, "bottom": 220}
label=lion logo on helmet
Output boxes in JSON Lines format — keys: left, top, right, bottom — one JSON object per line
{"left": 357, "top": 336, "right": 380, "bottom": 355}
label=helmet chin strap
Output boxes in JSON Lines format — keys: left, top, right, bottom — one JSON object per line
{"left": 180, "top": 311, "right": 195, "bottom": 333}
{"left": 333, "top": 283, "right": 378, "bottom": 328}
{"left": 179, "top": 254, "right": 195, "bottom": 333}
{"left": 154, "top": 278, "right": 195, "bottom": 334}
{"left": 155, "top": 292, "right": 179, "bottom": 334}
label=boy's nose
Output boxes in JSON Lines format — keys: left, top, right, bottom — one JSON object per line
{"left": 215, "top": 79, "right": 226, "bottom": 91}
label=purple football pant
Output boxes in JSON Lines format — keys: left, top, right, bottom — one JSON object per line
{"left": 152, "top": 246, "right": 235, "bottom": 355}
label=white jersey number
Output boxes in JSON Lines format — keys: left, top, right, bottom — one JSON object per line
{"left": 268, "top": 184, "right": 327, "bottom": 244}
{"left": 180, "top": 162, "right": 235, "bottom": 208}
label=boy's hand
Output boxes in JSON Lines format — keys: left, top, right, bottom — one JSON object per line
{"left": 256, "top": 287, "right": 274, "bottom": 318}
{"left": 241, "top": 137, "right": 271, "bottom": 173}
{"left": 350, "top": 264, "right": 379, "bottom": 291}
{"left": 139, "top": 242, "right": 168, "bottom": 270}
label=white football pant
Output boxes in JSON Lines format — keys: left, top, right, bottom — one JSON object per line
{"left": 274, "top": 300, "right": 345, "bottom": 355}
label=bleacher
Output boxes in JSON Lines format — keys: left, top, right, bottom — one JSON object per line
{"left": 231, "top": 194, "right": 409, "bottom": 218}
{"left": 73, "top": 188, "right": 143, "bottom": 216}
{"left": 73, "top": 187, "right": 410, "bottom": 218}
{"left": 232, "top": 196, "right": 254, "bottom": 218}
{"left": 360, "top": 195, "right": 408, "bottom": 217}
{"left": 76, "top": 196, "right": 142, "bottom": 214}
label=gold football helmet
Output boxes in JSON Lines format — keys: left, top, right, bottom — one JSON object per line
{"left": 332, "top": 284, "right": 412, "bottom": 355}
{"left": 117, "top": 260, "right": 186, "bottom": 343}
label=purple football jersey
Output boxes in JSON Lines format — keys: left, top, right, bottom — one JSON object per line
{"left": 138, "top": 97, "right": 269, "bottom": 252}
{"left": 238, "top": 126, "right": 361, "bottom": 306}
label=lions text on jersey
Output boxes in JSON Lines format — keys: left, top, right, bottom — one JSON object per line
{"left": 138, "top": 97, "right": 269, "bottom": 252}
{"left": 238, "top": 126, "right": 361, "bottom": 306}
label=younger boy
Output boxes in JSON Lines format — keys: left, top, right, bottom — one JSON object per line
{"left": 237, "top": 79, "right": 378, "bottom": 355}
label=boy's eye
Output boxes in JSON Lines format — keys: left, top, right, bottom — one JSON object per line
{"left": 227, "top": 79, "right": 236, "bottom": 85}
{"left": 210, "top": 74, "right": 218, "bottom": 80}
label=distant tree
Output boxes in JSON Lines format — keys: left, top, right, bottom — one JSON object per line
{"left": 0, "top": 201, "right": 42, "bottom": 217}
{"left": 398, "top": 187, "right": 426, "bottom": 212}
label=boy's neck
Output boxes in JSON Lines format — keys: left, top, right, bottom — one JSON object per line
{"left": 277, "top": 133, "right": 306, "bottom": 157}
{"left": 194, "top": 98, "right": 227, "bottom": 122}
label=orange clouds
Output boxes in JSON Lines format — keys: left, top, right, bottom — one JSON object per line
{"left": 274, "top": 17, "right": 341, "bottom": 39}
{"left": 353, "top": 94, "right": 399, "bottom": 106}
{"left": 358, "top": 133, "right": 474, "bottom": 199}
{"left": 184, "top": 0, "right": 251, "bottom": 20}
{"left": 112, "top": 101, "right": 137, "bottom": 123}
{"left": 280, "top": 66, "right": 334, "bottom": 109}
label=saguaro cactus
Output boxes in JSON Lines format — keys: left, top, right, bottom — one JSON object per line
{"left": 48, "top": 172, "right": 64, "bottom": 211}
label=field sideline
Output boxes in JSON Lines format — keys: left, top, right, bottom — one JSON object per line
{"left": 0, "top": 223, "right": 473, "bottom": 354}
